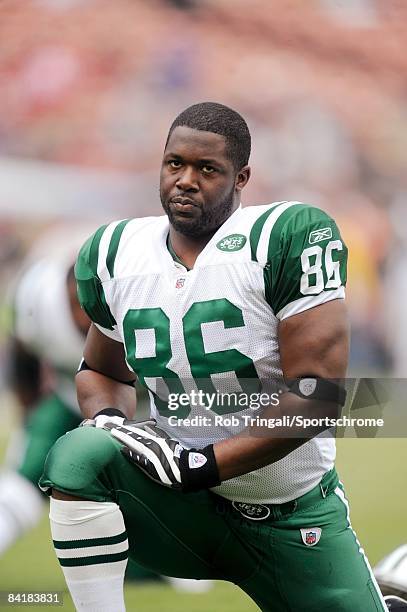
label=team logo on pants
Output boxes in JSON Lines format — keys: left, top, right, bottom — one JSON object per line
{"left": 300, "top": 527, "right": 322, "bottom": 546}
{"left": 232, "top": 502, "right": 271, "bottom": 521}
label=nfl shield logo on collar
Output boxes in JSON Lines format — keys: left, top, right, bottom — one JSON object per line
{"left": 300, "top": 527, "right": 322, "bottom": 546}
{"left": 175, "top": 277, "right": 186, "bottom": 289}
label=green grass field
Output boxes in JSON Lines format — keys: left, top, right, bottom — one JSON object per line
{"left": 0, "top": 438, "right": 406, "bottom": 611}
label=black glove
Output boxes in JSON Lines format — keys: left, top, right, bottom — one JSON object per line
{"left": 104, "top": 419, "right": 220, "bottom": 493}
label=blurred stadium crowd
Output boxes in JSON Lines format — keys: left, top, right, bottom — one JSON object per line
{"left": 0, "top": 0, "right": 406, "bottom": 380}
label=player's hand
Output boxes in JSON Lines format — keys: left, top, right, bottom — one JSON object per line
{"left": 106, "top": 420, "right": 221, "bottom": 492}
{"left": 106, "top": 420, "right": 184, "bottom": 488}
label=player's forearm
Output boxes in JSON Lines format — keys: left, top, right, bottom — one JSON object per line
{"left": 213, "top": 393, "right": 339, "bottom": 481}
{"left": 76, "top": 370, "right": 136, "bottom": 419}
{"left": 213, "top": 435, "right": 304, "bottom": 481}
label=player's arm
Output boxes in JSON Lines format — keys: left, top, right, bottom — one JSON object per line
{"left": 76, "top": 324, "right": 137, "bottom": 419}
{"left": 213, "top": 298, "right": 349, "bottom": 480}
{"left": 213, "top": 207, "right": 349, "bottom": 480}
{"left": 74, "top": 227, "right": 136, "bottom": 421}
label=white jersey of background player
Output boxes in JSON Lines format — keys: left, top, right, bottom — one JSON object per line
{"left": 0, "top": 227, "right": 91, "bottom": 555}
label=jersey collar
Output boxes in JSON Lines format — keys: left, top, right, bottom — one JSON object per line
{"left": 166, "top": 234, "right": 191, "bottom": 271}
{"left": 164, "top": 205, "right": 243, "bottom": 270}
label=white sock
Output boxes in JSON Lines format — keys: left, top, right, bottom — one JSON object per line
{"left": 50, "top": 498, "right": 128, "bottom": 612}
{"left": 0, "top": 471, "right": 44, "bottom": 554}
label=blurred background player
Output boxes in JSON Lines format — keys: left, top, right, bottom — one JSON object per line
{"left": 0, "top": 230, "right": 89, "bottom": 555}
{"left": 375, "top": 545, "right": 407, "bottom": 605}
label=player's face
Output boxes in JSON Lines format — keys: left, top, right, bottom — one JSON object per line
{"left": 160, "top": 126, "right": 247, "bottom": 237}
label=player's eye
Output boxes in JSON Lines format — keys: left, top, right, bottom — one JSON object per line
{"left": 201, "top": 165, "right": 216, "bottom": 175}
{"left": 168, "top": 160, "right": 182, "bottom": 169}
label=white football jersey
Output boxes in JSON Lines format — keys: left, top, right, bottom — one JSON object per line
{"left": 76, "top": 202, "right": 348, "bottom": 503}
{"left": 13, "top": 233, "right": 90, "bottom": 412}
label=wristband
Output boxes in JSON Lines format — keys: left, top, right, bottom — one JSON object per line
{"left": 179, "top": 445, "right": 221, "bottom": 493}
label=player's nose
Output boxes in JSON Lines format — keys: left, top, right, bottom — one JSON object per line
{"left": 175, "top": 166, "right": 199, "bottom": 192}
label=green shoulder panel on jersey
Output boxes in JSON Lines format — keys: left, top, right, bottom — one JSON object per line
{"left": 263, "top": 205, "right": 348, "bottom": 318}
{"left": 249, "top": 202, "right": 286, "bottom": 261}
{"left": 106, "top": 219, "right": 131, "bottom": 278}
{"left": 75, "top": 225, "right": 117, "bottom": 331}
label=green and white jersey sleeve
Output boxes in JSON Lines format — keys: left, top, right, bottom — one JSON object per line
{"left": 75, "top": 221, "right": 129, "bottom": 341}
{"left": 251, "top": 203, "right": 347, "bottom": 320}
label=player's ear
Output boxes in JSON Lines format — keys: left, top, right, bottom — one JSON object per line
{"left": 235, "top": 165, "right": 251, "bottom": 192}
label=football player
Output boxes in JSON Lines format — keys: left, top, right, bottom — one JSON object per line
{"left": 40, "top": 102, "right": 387, "bottom": 611}
{"left": 0, "top": 244, "right": 87, "bottom": 555}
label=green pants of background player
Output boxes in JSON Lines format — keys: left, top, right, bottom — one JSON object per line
{"left": 17, "top": 393, "right": 81, "bottom": 485}
{"left": 40, "top": 427, "right": 386, "bottom": 612}
{"left": 17, "top": 394, "right": 155, "bottom": 581}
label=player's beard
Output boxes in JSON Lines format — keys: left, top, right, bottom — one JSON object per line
{"left": 160, "top": 186, "right": 235, "bottom": 238}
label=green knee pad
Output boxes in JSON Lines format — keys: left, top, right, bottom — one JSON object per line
{"left": 40, "top": 427, "right": 120, "bottom": 497}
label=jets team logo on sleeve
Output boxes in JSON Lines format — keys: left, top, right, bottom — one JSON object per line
{"left": 216, "top": 234, "right": 247, "bottom": 252}
{"left": 300, "top": 528, "right": 322, "bottom": 546}
{"left": 308, "top": 227, "right": 332, "bottom": 244}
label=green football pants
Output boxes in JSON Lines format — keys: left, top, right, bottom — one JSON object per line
{"left": 40, "top": 426, "right": 386, "bottom": 611}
